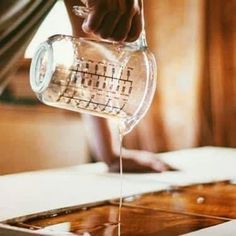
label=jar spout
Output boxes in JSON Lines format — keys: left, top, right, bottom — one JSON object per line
{"left": 126, "top": 30, "right": 147, "bottom": 50}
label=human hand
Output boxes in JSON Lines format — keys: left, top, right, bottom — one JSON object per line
{"left": 108, "top": 149, "right": 173, "bottom": 173}
{"left": 81, "top": 0, "right": 143, "bottom": 42}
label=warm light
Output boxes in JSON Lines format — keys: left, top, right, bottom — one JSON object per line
{"left": 25, "top": 0, "right": 72, "bottom": 58}
{"left": 54, "top": 40, "right": 75, "bottom": 67}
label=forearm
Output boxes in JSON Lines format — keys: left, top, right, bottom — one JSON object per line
{"left": 82, "top": 115, "right": 118, "bottom": 164}
{"left": 63, "top": 0, "right": 168, "bottom": 173}
{"left": 64, "top": 0, "right": 117, "bottom": 165}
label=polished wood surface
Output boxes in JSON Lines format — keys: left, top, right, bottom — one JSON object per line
{"left": 6, "top": 181, "right": 235, "bottom": 235}
{"left": 122, "top": 181, "right": 236, "bottom": 220}
{"left": 10, "top": 205, "right": 225, "bottom": 236}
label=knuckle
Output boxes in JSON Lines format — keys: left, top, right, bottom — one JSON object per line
{"left": 82, "top": 24, "right": 91, "bottom": 33}
{"left": 129, "top": 6, "right": 139, "bottom": 16}
{"left": 82, "top": 20, "right": 97, "bottom": 33}
{"left": 86, "top": 22, "right": 96, "bottom": 32}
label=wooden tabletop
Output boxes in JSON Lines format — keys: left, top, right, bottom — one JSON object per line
{"left": 0, "top": 147, "right": 235, "bottom": 235}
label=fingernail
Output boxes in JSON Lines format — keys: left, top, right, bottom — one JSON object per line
{"left": 154, "top": 163, "right": 168, "bottom": 172}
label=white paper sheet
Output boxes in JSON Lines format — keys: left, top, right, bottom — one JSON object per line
{"left": 94, "top": 147, "right": 236, "bottom": 186}
{"left": 0, "top": 147, "right": 235, "bottom": 223}
{"left": 0, "top": 171, "right": 168, "bottom": 221}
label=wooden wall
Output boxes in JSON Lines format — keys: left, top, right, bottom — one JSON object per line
{"left": 0, "top": 65, "right": 90, "bottom": 174}
{"left": 124, "top": 0, "right": 235, "bottom": 151}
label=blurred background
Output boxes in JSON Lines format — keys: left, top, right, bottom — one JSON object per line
{"left": 0, "top": 0, "right": 235, "bottom": 174}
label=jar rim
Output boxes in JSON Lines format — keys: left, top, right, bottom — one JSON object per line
{"left": 30, "top": 41, "right": 54, "bottom": 93}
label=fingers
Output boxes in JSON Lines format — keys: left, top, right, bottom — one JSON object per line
{"left": 82, "top": 3, "right": 107, "bottom": 34}
{"left": 151, "top": 159, "right": 172, "bottom": 172}
{"left": 97, "top": 11, "right": 122, "bottom": 39}
{"left": 81, "top": 0, "right": 142, "bottom": 42}
{"left": 108, "top": 150, "right": 174, "bottom": 173}
{"left": 109, "top": 12, "right": 133, "bottom": 41}
{"left": 126, "top": 12, "right": 142, "bottom": 42}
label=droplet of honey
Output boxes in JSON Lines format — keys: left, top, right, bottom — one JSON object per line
{"left": 196, "top": 196, "right": 205, "bottom": 204}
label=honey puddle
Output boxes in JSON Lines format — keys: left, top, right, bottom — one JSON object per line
{"left": 6, "top": 181, "right": 236, "bottom": 235}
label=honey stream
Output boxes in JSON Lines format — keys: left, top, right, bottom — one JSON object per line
{"left": 118, "top": 129, "right": 124, "bottom": 236}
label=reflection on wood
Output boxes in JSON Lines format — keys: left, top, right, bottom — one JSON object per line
{"left": 9, "top": 205, "right": 225, "bottom": 236}
{"left": 5, "top": 181, "right": 236, "bottom": 235}
{"left": 122, "top": 181, "right": 236, "bottom": 219}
